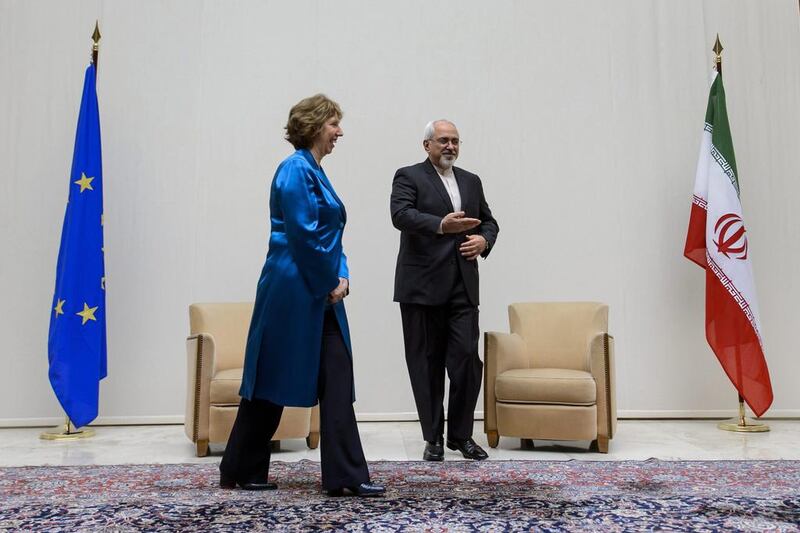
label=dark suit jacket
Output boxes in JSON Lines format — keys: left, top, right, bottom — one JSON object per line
{"left": 391, "top": 159, "right": 499, "bottom": 306}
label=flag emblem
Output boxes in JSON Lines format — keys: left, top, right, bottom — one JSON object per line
{"left": 713, "top": 213, "right": 748, "bottom": 260}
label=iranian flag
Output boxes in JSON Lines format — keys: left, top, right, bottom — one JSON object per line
{"left": 684, "top": 71, "right": 773, "bottom": 417}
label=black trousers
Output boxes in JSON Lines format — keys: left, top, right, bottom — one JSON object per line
{"left": 220, "top": 309, "right": 369, "bottom": 490}
{"left": 400, "top": 279, "right": 483, "bottom": 443}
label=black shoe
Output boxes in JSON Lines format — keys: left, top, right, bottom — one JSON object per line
{"left": 446, "top": 437, "right": 489, "bottom": 460}
{"left": 423, "top": 437, "right": 444, "bottom": 461}
{"left": 327, "top": 482, "right": 386, "bottom": 497}
{"left": 220, "top": 473, "right": 278, "bottom": 491}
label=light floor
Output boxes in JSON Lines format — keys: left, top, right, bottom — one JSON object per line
{"left": 2, "top": 420, "right": 799, "bottom": 467}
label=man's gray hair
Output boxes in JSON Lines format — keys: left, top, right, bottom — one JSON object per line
{"left": 423, "top": 119, "right": 455, "bottom": 140}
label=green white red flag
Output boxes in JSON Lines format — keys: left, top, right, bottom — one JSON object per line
{"left": 684, "top": 71, "right": 773, "bottom": 417}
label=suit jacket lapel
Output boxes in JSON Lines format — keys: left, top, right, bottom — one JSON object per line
{"left": 423, "top": 159, "right": 455, "bottom": 212}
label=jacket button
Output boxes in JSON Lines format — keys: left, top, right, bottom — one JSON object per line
{"left": 339, "top": 222, "right": 344, "bottom": 229}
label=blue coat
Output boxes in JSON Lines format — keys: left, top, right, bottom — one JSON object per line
{"left": 239, "top": 149, "right": 352, "bottom": 407}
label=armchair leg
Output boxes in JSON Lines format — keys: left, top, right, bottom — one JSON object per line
{"left": 270, "top": 440, "right": 281, "bottom": 453}
{"left": 590, "top": 436, "right": 609, "bottom": 453}
{"left": 306, "top": 431, "right": 320, "bottom": 450}
{"left": 521, "top": 438, "right": 535, "bottom": 450}
{"left": 487, "top": 430, "right": 499, "bottom": 448}
{"left": 195, "top": 439, "right": 209, "bottom": 457}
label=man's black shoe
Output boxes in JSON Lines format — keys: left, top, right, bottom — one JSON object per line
{"left": 423, "top": 438, "right": 444, "bottom": 461}
{"left": 446, "top": 437, "right": 489, "bottom": 460}
{"left": 220, "top": 473, "right": 278, "bottom": 491}
{"left": 327, "top": 482, "right": 386, "bottom": 497}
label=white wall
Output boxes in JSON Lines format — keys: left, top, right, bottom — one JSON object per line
{"left": 2, "top": 0, "right": 799, "bottom": 425}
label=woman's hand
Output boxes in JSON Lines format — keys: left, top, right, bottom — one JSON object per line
{"left": 327, "top": 277, "right": 349, "bottom": 304}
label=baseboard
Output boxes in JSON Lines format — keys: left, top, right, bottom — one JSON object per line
{"left": 0, "top": 415, "right": 184, "bottom": 428}
{"left": 354, "top": 412, "right": 422, "bottom": 422}
{"left": 357, "top": 409, "right": 800, "bottom": 421}
{"left": 617, "top": 409, "right": 800, "bottom": 419}
{"left": 2, "top": 409, "right": 798, "bottom": 428}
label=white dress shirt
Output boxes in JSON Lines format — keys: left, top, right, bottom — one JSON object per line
{"left": 436, "top": 166, "right": 462, "bottom": 235}
{"left": 437, "top": 167, "right": 461, "bottom": 212}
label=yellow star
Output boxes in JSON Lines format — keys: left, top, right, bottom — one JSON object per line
{"left": 76, "top": 302, "right": 99, "bottom": 325}
{"left": 73, "top": 173, "right": 94, "bottom": 193}
{"left": 54, "top": 299, "right": 65, "bottom": 317}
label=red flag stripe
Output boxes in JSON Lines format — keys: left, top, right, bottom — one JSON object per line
{"left": 704, "top": 263, "right": 773, "bottom": 416}
{"left": 684, "top": 202, "right": 708, "bottom": 268}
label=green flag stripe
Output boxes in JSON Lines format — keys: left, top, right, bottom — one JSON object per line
{"left": 705, "top": 74, "right": 740, "bottom": 196}
{"left": 709, "top": 142, "right": 739, "bottom": 195}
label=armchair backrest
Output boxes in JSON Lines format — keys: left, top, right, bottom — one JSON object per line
{"left": 189, "top": 302, "right": 254, "bottom": 372}
{"left": 508, "top": 302, "right": 608, "bottom": 371}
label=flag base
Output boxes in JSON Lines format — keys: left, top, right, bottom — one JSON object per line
{"left": 717, "top": 398, "right": 769, "bottom": 432}
{"left": 40, "top": 418, "right": 96, "bottom": 440}
{"left": 717, "top": 417, "right": 769, "bottom": 433}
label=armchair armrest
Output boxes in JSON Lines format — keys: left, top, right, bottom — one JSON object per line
{"left": 185, "top": 333, "right": 217, "bottom": 451}
{"left": 484, "top": 331, "right": 527, "bottom": 432}
{"left": 589, "top": 333, "right": 616, "bottom": 441}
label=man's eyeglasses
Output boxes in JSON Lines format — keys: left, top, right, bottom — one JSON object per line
{"left": 427, "top": 137, "right": 461, "bottom": 147}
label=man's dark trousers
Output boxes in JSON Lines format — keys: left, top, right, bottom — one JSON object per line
{"left": 400, "top": 277, "right": 483, "bottom": 442}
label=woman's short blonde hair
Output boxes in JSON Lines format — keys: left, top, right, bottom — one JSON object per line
{"left": 285, "top": 94, "right": 343, "bottom": 149}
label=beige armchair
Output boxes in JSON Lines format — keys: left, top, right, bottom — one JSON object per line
{"left": 185, "top": 302, "right": 319, "bottom": 457}
{"left": 484, "top": 302, "right": 616, "bottom": 453}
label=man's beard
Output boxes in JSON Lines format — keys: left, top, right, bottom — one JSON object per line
{"left": 438, "top": 154, "right": 456, "bottom": 169}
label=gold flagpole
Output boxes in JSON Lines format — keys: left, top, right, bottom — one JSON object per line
{"left": 40, "top": 22, "right": 102, "bottom": 442}
{"left": 708, "top": 35, "right": 769, "bottom": 433}
{"left": 91, "top": 20, "right": 101, "bottom": 69}
{"left": 713, "top": 34, "right": 722, "bottom": 75}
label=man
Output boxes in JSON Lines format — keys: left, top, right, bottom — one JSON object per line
{"left": 390, "top": 119, "right": 499, "bottom": 461}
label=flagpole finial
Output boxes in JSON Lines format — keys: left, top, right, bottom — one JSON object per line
{"left": 713, "top": 34, "right": 723, "bottom": 75}
{"left": 91, "top": 21, "right": 101, "bottom": 67}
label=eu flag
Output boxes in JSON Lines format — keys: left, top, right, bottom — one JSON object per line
{"left": 48, "top": 63, "right": 107, "bottom": 428}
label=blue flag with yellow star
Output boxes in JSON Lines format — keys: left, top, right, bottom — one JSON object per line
{"left": 48, "top": 63, "right": 107, "bottom": 428}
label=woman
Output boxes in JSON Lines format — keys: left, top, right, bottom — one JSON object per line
{"left": 220, "top": 94, "right": 384, "bottom": 497}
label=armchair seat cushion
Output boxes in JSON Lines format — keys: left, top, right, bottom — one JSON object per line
{"left": 495, "top": 368, "right": 596, "bottom": 405}
{"left": 210, "top": 367, "right": 244, "bottom": 405}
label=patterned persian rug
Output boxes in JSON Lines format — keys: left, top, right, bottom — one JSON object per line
{"left": 1, "top": 459, "right": 799, "bottom": 532}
